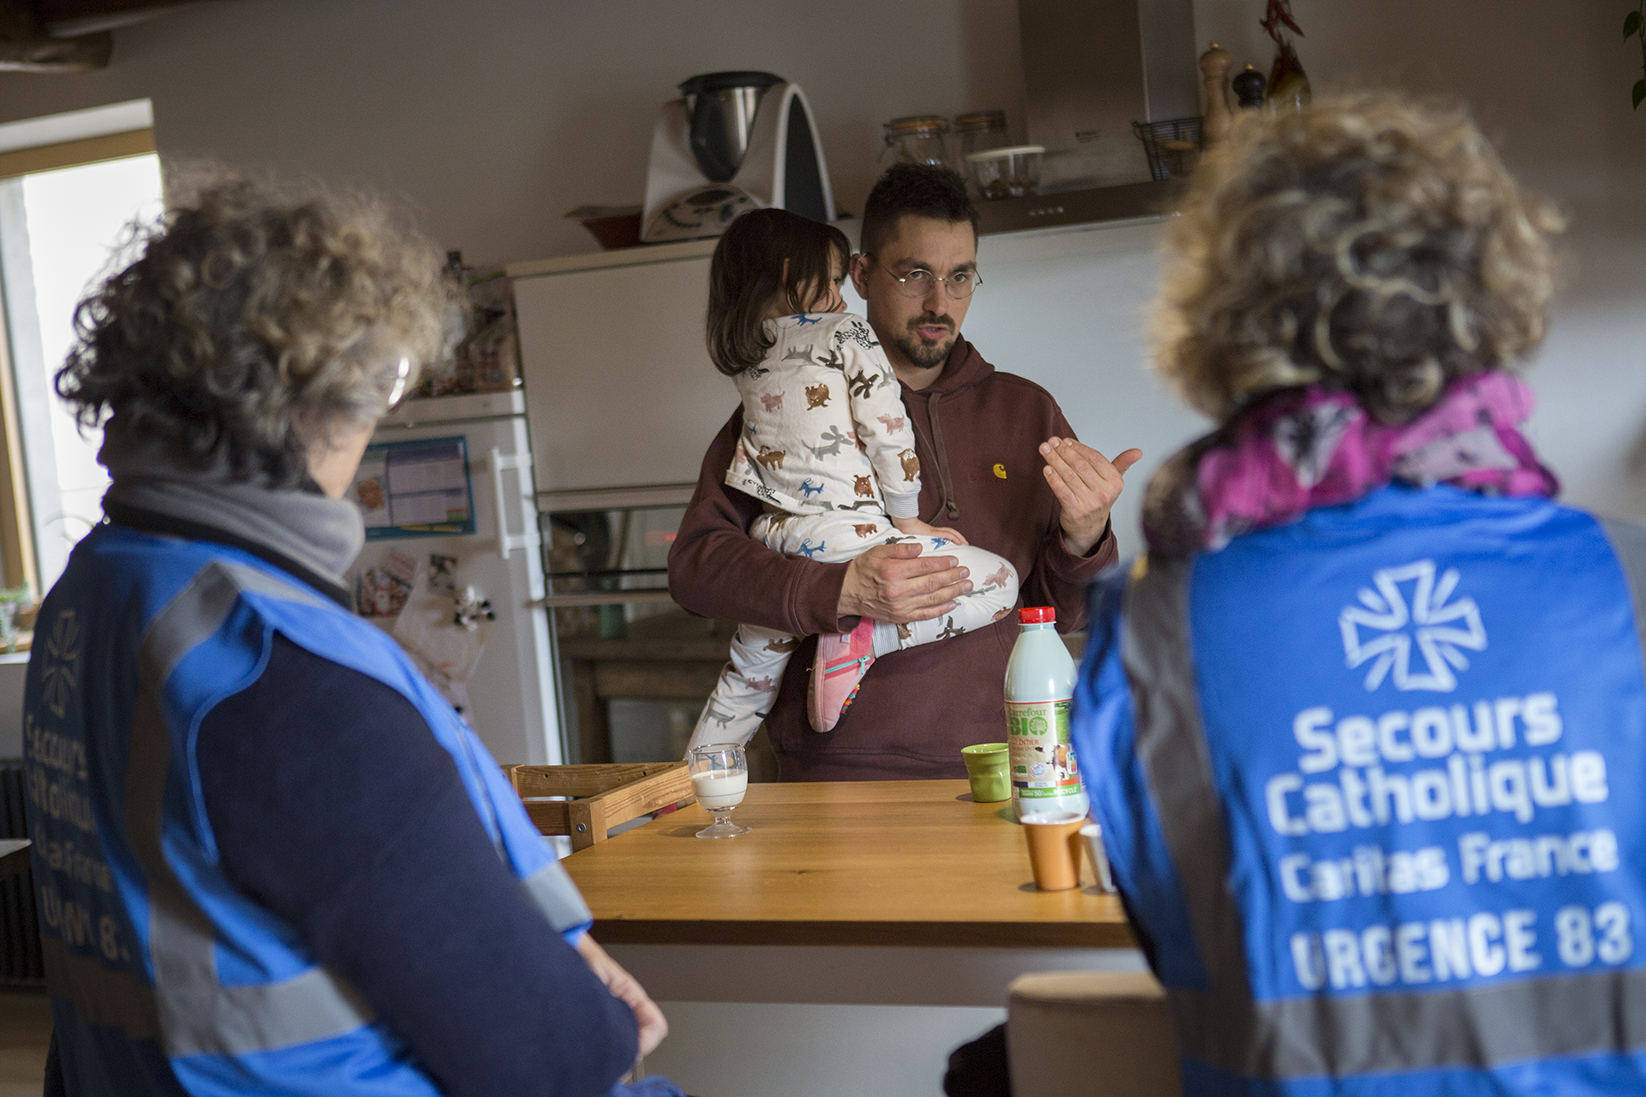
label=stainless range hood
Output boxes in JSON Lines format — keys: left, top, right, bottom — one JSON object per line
{"left": 974, "top": 178, "right": 1182, "bottom": 236}
{"left": 977, "top": 0, "right": 1197, "bottom": 235}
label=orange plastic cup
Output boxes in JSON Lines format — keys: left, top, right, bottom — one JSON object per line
{"left": 1019, "top": 811, "right": 1086, "bottom": 891}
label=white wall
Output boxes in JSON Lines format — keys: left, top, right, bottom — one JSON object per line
{"left": 0, "top": 0, "right": 1640, "bottom": 545}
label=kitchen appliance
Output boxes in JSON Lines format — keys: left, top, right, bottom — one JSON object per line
{"left": 346, "top": 389, "right": 565, "bottom": 767}
{"left": 640, "top": 71, "right": 836, "bottom": 243}
{"left": 953, "top": 0, "right": 1195, "bottom": 236}
{"left": 969, "top": 178, "right": 1177, "bottom": 236}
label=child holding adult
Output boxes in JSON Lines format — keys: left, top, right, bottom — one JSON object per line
{"left": 689, "top": 208, "right": 1018, "bottom": 743}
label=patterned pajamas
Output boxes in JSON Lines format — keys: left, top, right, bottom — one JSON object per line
{"left": 689, "top": 311, "right": 1020, "bottom": 750}
{"left": 690, "top": 512, "right": 1019, "bottom": 748}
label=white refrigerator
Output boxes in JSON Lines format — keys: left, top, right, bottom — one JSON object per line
{"left": 346, "top": 389, "right": 564, "bottom": 767}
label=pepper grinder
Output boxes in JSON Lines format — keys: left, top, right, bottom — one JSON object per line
{"left": 1233, "top": 63, "right": 1267, "bottom": 110}
{"left": 1199, "top": 42, "right": 1234, "bottom": 144}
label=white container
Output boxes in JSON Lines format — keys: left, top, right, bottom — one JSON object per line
{"left": 964, "top": 144, "right": 1044, "bottom": 200}
{"left": 1005, "top": 606, "right": 1087, "bottom": 818}
{"left": 1080, "top": 822, "right": 1116, "bottom": 892}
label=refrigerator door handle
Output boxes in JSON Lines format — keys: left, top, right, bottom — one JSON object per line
{"left": 490, "top": 447, "right": 542, "bottom": 561}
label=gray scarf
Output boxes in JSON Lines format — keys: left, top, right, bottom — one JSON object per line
{"left": 98, "top": 416, "right": 365, "bottom": 590}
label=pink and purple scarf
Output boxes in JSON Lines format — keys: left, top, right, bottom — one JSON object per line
{"left": 1142, "top": 372, "right": 1559, "bottom": 557}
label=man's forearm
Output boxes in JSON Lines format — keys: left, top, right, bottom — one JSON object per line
{"left": 669, "top": 518, "right": 849, "bottom": 636}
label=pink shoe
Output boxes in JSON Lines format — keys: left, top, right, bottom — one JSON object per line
{"left": 808, "top": 618, "right": 876, "bottom": 732}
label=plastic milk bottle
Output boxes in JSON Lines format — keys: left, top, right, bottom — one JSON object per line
{"left": 1005, "top": 606, "right": 1087, "bottom": 818}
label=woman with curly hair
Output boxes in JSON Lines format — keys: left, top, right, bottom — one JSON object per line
{"left": 25, "top": 176, "right": 678, "bottom": 1097}
{"left": 1072, "top": 95, "right": 1646, "bottom": 1094}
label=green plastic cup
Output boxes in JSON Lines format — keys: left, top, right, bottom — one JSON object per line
{"left": 961, "top": 742, "right": 1011, "bottom": 803}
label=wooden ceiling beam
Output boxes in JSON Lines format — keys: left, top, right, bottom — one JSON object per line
{"left": 0, "top": 31, "right": 110, "bottom": 70}
{"left": 37, "top": 0, "right": 201, "bottom": 37}
{"left": 0, "top": 0, "right": 211, "bottom": 72}
{"left": 0, "top": 0, "right": 106, "bottom": 70}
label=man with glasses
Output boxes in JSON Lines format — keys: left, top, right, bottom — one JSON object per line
{"left": 670, "top": 163, "right": 1139, "bottom": 780}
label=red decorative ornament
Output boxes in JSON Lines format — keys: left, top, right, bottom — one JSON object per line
{"left": 1260, "top": 0, "right": 1309, "bottom": 109}
{"left": 1260, "top": 0, "right": 1305, "bottom": 42}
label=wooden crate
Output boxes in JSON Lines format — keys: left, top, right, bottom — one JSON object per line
{"left": 504, "top": 762, "right": 694, "bottom": 852}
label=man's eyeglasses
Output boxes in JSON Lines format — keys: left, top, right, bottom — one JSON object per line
{"left": 862, "top": 255, "right": 982, "bottom": 300}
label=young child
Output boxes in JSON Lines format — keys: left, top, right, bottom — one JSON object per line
{"left": 689, "top": 208, "right": 1018, "bottom": 747}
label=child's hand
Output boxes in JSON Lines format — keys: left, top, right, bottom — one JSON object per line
{"left": 891, "top": 516, "right": 968, "bottom": 545}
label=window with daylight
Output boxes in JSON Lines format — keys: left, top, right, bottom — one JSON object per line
{"left": 0, "top": 101, "right": 160, "bottom": 619}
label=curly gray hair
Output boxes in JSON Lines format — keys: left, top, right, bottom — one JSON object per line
{"left": 56, "top": 172, "right": 461, "bottom": 486}
{"left": 1151, "top": 93, "right": 1563, "bottom": 425}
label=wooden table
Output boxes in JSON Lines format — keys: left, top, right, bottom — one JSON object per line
{"left": 564, "top": 779, "right": 1131, "bottom": 949}
{"left": 563, "top": 781, "right": 1140, "bottom": 1097}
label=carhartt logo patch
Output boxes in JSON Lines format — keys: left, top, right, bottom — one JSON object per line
{"left": 1339, "top": 560, "right": 1486, "bottom": 692}
{"left": 992, "top": 463, "right": 1007, "bottom": 479}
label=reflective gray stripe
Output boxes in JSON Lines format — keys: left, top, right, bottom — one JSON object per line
{"left": 1244, "top": 968, "right": 1646, "bottom": 1076}
{"left": 216, "top": 560, "right": 329, "bottom": 609}
{"left": 1600, "top": 518, "right": 1646, "bottom": 658}
{"left": 524, "top": 860, "right": 593, "bottom": 932}
{"left": 1126, "top": 547, "right": 1646, "bottom": 1078}
{"left": 41, "top": 932, "right": 161, "bottom": 1040}
{"left": 1121, "top": 556, "right": 1259, "bottom": 1068}
{"left": 125, "top": 561, "right": 374, "bottom": 1057}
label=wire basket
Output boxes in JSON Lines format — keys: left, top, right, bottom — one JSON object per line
{"left": 1131, "top": 117, "right": 1204, "bottom": 180}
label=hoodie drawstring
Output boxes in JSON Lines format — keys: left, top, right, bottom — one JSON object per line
{"left": 925, "top": 392, "right": 960, "bottom": 520}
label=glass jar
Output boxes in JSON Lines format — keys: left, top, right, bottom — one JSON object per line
{"left": 953, "top": 110, "right": 1010, "bottom": 161}
{"left": 882, "top": 115, "right": 951, "bottom": 169}
{"left": 965, "top": 145, "right": 1044, "bottom": 200}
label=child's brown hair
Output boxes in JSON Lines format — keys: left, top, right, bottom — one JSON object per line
{"left": 706, "top": 208, "right": 850, "bottom": 376}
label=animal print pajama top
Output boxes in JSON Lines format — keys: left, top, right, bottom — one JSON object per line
{"left": 726, "top": 312, "right": 920, "bottom": 519}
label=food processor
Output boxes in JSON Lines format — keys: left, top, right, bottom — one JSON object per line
{"left": 640, "top": 71, "right": 837, "bottom": 243}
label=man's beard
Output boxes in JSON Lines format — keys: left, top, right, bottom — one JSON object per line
{"left": 892, "top": 313, "right": 956, "bottom": 371}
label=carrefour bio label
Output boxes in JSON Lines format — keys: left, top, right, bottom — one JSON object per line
{"left": 1008, "top": 699, "right": 1082, "bottom": 802}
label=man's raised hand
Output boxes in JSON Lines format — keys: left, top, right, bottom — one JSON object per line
{"left": 1039, "top": 437, "right": 1142, "bottom": 556}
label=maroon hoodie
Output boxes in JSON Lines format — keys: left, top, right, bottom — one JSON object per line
{"left": 668, "top": 336, "right": 1119, "bottom": 779}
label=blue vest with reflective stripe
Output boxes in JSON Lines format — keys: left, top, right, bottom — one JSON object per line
{"left": 25, "top": 525, "right": 585, "bottom": 1097}
{"left": 1075, "top": 485, "right": 1646, "bottom": 1095}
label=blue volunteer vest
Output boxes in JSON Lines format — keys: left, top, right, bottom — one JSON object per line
{"left": 1075, "top": 485, "right": 1646, "bottom": 1095}
{"left": 23, "top": 525, "right": 589, "bottom": 1096}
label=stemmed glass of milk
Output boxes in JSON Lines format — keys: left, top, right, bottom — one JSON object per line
{"left": 688, "top": 743, "right": 750, "bottom": 839}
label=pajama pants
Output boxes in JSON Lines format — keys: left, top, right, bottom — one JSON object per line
{"left": 688, "top": 511, "right": 1020, "bottom": 750}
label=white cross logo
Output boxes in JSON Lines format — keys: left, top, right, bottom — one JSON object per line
{"left": 1339, "top": 560, "right": 1486, "bottom": 692}
{"left": 39, "top": 609, "right": 80, "bottom": 718}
